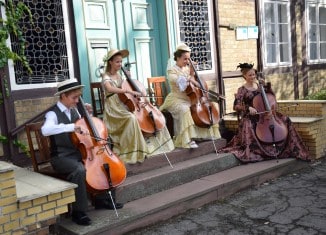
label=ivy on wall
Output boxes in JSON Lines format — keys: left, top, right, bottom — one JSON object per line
{"left": 0, "top": 0, "right": 32, "bottom": 157}
{"left": 0, "top": 0, "right": 33, "bottom": 71}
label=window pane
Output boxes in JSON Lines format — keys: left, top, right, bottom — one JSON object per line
{"left": 178, "top": 0, "right": 212, "bottom": 71}
{"left": 266, "top": 23, "right": 276, "bottom": 43}
{"left": 310, "top": 43, "right": 317, "bottom": 59}
{"left": 320, "top": 25, "right": 326, "bottom": 41}
{"left": 279, "top": 24, "right": 289, "bottom": 42}
{"left": 267, "top": 44, "right": 276, "bottom": 63}
{"left": 309, "top": 6, "right": 316, "bottom": 24}
{"left": 320, "top": 43, "right": 326, "bottom": 59}
{"left": 278, "top": 4, "right": 287, "bottom": 23}
{"left": 319, "top": 6, "right": 326, "bottom": 24}
{"left": 11, "top": 0, "right": 69, "bottom": 84}
{"left": 280, "top": 44, "right": 289, "bottom": 62}
{"left": 309, "top": 25, "right": 317, "bottom": 41}
{"left": 264, "top": 3, "right": 275, "bottom": 23}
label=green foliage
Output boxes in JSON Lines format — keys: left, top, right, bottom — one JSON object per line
{"left": 304, "top": 88, "right": 326, "bottom": 100}
{"left": 0, "top": 135, "right": 30, "bottom": 157}
{"left": 0, "top": 0, "right": 33, "bottom": 73}
{"left": 0, "top": 78, "right": 9, "bottom": 105}
{"left": 0, "top": 134, "right": 8, "bottom": 143}
{"left": 0, "top": 1, "right": 33, "bottom": 158}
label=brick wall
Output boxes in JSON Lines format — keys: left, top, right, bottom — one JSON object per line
{"left": 218, "top": 0, "right": 257, "bottom": 72}
{"left": 278, "top": 100, "right": 326, "bottom": 159}
{"left": 0, "top": 166, "right": 17, "bottom": 234}
{"left": 223, "top": 77, "right": 245, "bottom": 114}
{"left": 15, "top": 97, "right": 57, "bottom": 127}
{"left": 0, "top": 162, "right": 75, "bottom": 235}
{"left": 13, "top": 97, "right": 57, "bottom": 155}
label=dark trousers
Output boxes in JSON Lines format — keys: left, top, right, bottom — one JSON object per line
{"left": 51, "top": 155, "right": 88, "bottom": 212}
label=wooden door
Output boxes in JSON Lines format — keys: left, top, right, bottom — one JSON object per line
{"left": 73, "top": 0, "right": 168, "bottom": 102}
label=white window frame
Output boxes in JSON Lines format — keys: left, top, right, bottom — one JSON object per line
{"left": 172, "top": 0, "right": 216, "bottom": 75}
{"left": 6, "top": 0, "right": 74, "bottom": 91}
{"left": 306, "top": 0, "right": 326, "bottom": 64}
{"left": 261, "top": 0, "right": 292, "bottom": 67}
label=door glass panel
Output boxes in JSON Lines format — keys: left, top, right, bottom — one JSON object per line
{"left": 320, "top": 42, "right": 326, "bottom": 59}
{"left": 320, "top": 25, "right": 326, "bottom": 41}
{"left": 309, "top": 6, "right": 316, "bottom": 24}
{"left": 310, "top": 43, "right": 317, "bottom": 59}
{"left": 278, "top": 4, "right": 287, "bottom": 23}
{"left": 266, "top": 23, "right": 276, "bottom": 43}
{"left": 309, "top": 25, "right": 317, "bottom": 41}
{"left": 280, "top": 44, "right": 289, "bottom": 62}
{"left": 319, "top": 6, "right": 326, "bottom": 24}
{"left": 267, "top": 44, "right": 276, "bottom": 63}
{"left": 279, "top": 24, "right": 289, "bottom": 43}
{"left": 264, "top": 3, "right": 275, "bottom": 23}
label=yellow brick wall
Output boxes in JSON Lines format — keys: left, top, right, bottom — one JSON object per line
{"left": 277, "top": 100, "right": 326, "bottom": 117}
{"left": 218, "top": 0, "right": 257, "bottom": 72}
{"left": 293, "top": 120, "right": 325, "bottom": 159}
{"left": 15, "top": 97, "right": 57, "bottom": 127}
{"left": 0, "top": 169, "right": 17, "bottom": 235}
{"left": 0, "top": 165, "right": 75, "bottom": 234}
{"left": 13, "top": 97, "right": 57, "bottom": 154}
{"left": 307, "top": 70, "right": 326, "bottom": 95}
{"left": 223, "top": 77, "right": 245, "bottom": 114}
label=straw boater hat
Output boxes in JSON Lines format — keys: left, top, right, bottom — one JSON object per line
{"left": 104, "top": 49, "right": 129, "bottom": 62}
{"left": 55, "top": 78, "right": 85, "bottom": 96}
{"left": 176, "top": 43, "right": 191, "bottom": 52}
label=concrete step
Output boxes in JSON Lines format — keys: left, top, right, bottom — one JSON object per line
{"left": 125, "top": 138, "right": 227, "bottom": 176}
{"left": 57, "top": 157, "right": 309, "bottom": 235}
{"left": 117, "top": 152, "right": 239, "bottom": 203}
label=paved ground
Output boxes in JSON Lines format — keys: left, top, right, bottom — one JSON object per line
{"left": 127, "top": 158, "right": 326, "bottom": 235}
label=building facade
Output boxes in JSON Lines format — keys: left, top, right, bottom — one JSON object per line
{"left": 0, "top": 0, "right": 325, "bottom": 162}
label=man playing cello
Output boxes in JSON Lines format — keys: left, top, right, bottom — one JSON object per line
{"left": 41, "top": 78, "right": 123, "bottom": 226}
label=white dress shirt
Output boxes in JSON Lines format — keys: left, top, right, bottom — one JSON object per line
{"left": 41, "top": 101, "right": 81, "bottom": 136}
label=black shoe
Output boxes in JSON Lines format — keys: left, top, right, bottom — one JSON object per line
{"left": 71, "top": 211, "right": 91, "bottom": 226}
{"left": 94, "top": 199, "right": 124, "bottom": 210}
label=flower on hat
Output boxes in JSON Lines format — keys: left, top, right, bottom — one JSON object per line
{"left": 54, "top": 78, "right": 85, "bottom": 96}
{"left": 103, "top": 49, "right": 129, "bottom": 62}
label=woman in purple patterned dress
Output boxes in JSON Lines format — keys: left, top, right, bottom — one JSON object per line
{"left": 219, "top": 63, "right": 310, "bottom": 163}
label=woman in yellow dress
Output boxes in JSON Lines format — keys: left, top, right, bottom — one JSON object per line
{"left": 101, "top": 49, "right": 174, "bottom": 164}
{"left": 159, "top": 43, "right": 221, "bottom": 148}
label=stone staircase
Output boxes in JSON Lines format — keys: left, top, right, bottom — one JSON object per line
{"left": 56, "top": 139, "right": 309, "bottom": 235}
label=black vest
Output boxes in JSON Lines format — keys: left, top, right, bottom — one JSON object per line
{"left": 49, "top": 105, "right": 82, "bottom": 159}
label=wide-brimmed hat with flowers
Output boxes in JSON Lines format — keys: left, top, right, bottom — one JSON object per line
{"left": 103, "top": 49, "right": 129, "bottom": 62}
{"left": 175, "top": 43, "right": 191, "bottom": 52}
{"left": 54, "top": 78, "right": 85, "bottom": 96}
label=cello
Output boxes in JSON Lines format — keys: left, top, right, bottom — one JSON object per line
{"left": 118, "top": 67, "right": 166, "bottom": 137}
{"left": 253, "top": 79, "right": 288, "bottom": 144}
{"left": 71, "top": 97, "right": 127, "bottom": 193}
{"left": 186, "top": 59, "right": 220, "bottom": 128}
